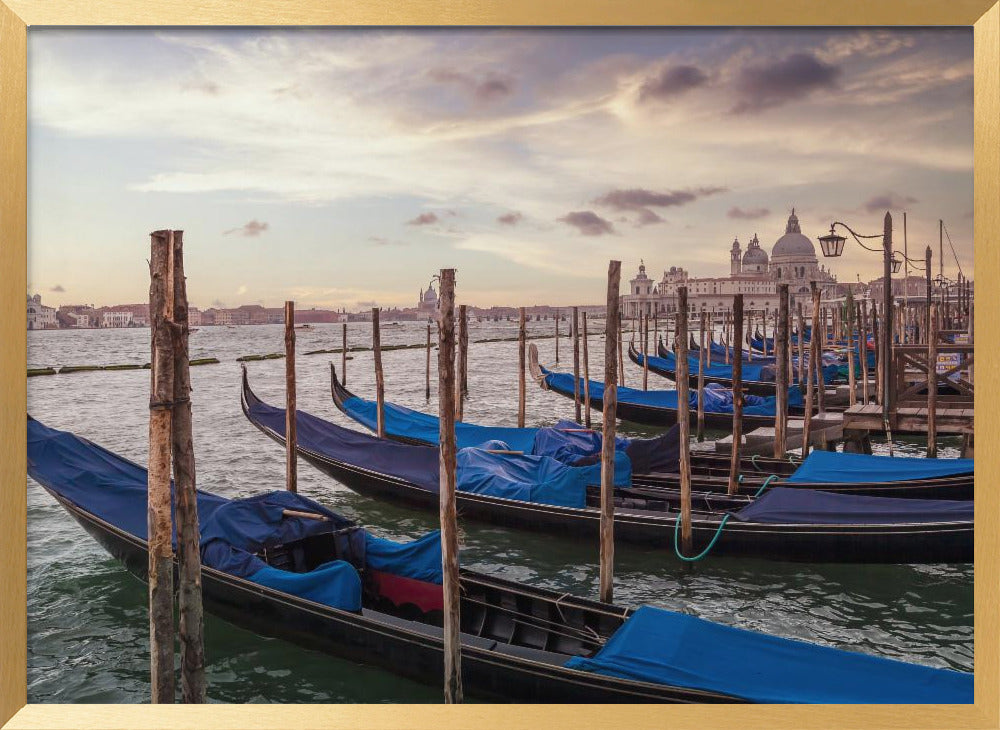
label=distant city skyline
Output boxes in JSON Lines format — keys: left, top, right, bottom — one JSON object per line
{"left": 29, "top": 28, "right": 973, "bottom": 310}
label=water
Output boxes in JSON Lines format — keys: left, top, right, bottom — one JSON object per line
{"left": 27, "top": 321, "right": 973, "bottom": 703}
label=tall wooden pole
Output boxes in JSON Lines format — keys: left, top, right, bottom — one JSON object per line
{"left": 572, "top": 307, "right": 581, "bottom": 422}
{"left": 617, "top": 313, "right": 625, "bottom": 386}
{"left": 676, "top": 287, "right": 692, "bottom": 553}
{"left": 582, "top": 312, "right": 592, "bottom": 428}
{"left": 555, "top": 309, "right": 560, "bottom": 363}
{"left": 437, "top": 269, "right": 462, "bottom": 704}
{"left": 774, "top": 285, "right": 789, "bottom": 459}
{"left": 599, "top": 261, "right": 621, "bottom": 604}
{"left": 927, "top": 302, "right": 939, "bottom": 458}
{"left": 797, "top": 303, "right": 805, "bottom": 388}
{"left": 859, "top": 301, "right": 870, "bottom": 404}
{"left": 147, "top": 230, "right": 175, "bottom": 704}
{"left": 425, "top": 323, "right": 432, "bottom": 400}
{"left": 872, "top": 301, "right": 882, "bottom": 407}
{"left": 372, "top": 307, "right": 385, "bottom": 438}
{"left": 459, "top": 304, "right": 469, "bottom": 400}
{"left": 728, "top": 294, "right": 744, "bottom": 496}
{"left": 169, "top": 231, "right": 206, "bottom": 703}
{"left": 642, "top": 312, "right": 649, "bottom": 391}
{"left": 802, "top": 284, "right": 818, "bottom": 456}
{"left": 341, "top": 322, "right": 348, "bottom": 385}
{"left": 285, "top": 301, "right": 297, "bottom": 492}
{"left": 518, "top": 307, "right": 527, "bottom": 428}
{"left": 696, "top": 308, "right": 706, "bottom": 442}
{"left": 846, "top": 292, "right": 857, "bottom": 407}
{"left": 882, "top": 212, "right": 894, "bottom": 424}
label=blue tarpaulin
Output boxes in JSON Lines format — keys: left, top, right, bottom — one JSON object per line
{"left": 786, "top": 450, "right": 974, "bottom": 484}
{"left": 247, "top": 383, "right": 615, "bottom": 506}
{"left": 732, "top": 487, "right": 974, "bottom": 524}
{"left": 341, "top": 395, "right": 539, "bottom": 453}
{"left": 365, "top": 530, "right": 444, "bottom": 584}
{"left": 565, "top": 605, "right": 972, "bottom": 703}
{"left": 540, "top": 367, "right": 799, "bottom": 417}
{"left": 642, "top": 349, "right": 839, "bottom": 386}
{"left": 251, "top": 561, "right": 362, "bottom": 611}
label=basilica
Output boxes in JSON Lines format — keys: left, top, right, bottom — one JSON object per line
{"left": 620, "top": 210, "right": 838, "bottom": 318}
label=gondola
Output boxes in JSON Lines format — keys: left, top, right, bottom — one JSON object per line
{"left": 328, "top": 366, "right": 974, "bottom": 501}
{"left": 242, "top": 371, "right": 973, "bottom": 564}
{"left": 531, "top": 344, "right": 790, "bottom": 429}
{"left": 27, "top": 417, "right": 971, "bottom": 703}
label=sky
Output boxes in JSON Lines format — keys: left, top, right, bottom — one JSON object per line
{"left": 28, "top": 27, "right": 974, "bottom": 310}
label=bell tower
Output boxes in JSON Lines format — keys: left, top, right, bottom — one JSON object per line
{"left": 730, "top": 237, "right": 742, "bottom": 276}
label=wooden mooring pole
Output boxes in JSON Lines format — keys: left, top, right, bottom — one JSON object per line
{"left": 859, "top": 301, "right": 870, "bottom": 404}
{"left": 341, "top": 322, "right": 348, "bottom": 385}
{"left": 437, "top": 269, "right": 463, "bottom": 703}
{"left": 572, "top": 307, "right": 581, "bottom": 422}
{"left": 774, "top": 285, "right": 789, "bottom": 459}
{"left": 696, "top": 308, "right": 706, "bottom": 442}
{"left": 459, "top": 304, "right": 469, "bottom": 401}
{"left": 518, "top": 307, "right": 527, "bottom": 428}
{"left": 425, "top": 323, "right": 432, "bottom": 400}
{"left": 582, "top": 311, "right": 592, "bottom": 428}
{"left": 285, "top": 301, "right": 297, "bottom": 492}
{"left": 555, "top": 309, "right": 560, "bottom": 363}
{"left": 728, "top": 294, "right": 744, "bottom": 495}
{"left": 802, "top": 284, "right": 818, "bottom": 456}
{"left": 617, "top": 313, "right": 626, "bottom": 387}
{"left": 169, "top": 231, "right": 206, "bottom": 703}
{"left": 372, "top": 307, "right": 385, "bottom": 438}
{"left": 846, "top": 292, "right": 857, "bottom": 407}
{"left": 599, "top": 261, "right": 621, "bottom": 604}
{"left": 927, "top": 302, "right": 939, "bottom": 458}
{"left": 642, "top": 312, "right": 649, "bottom": 392}
{"left": 148, "top": 230, "right": 175, "bottom": 703}
{"left": 676, "top": 287, "right": 692, "bottom": 553}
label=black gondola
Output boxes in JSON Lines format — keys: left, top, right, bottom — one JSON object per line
{"left": 637, "top": 340, "right": 793, "bottom": 397}
{"left": 243, "top": 370, "right": 973, "bottom": 564}
{"left": 329, "top": 365, "right": 974, "bottom": 500}
{"left": 28, "top": 416, "right": 971, "bottom": 703}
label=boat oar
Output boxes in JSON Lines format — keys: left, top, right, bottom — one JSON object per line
{"left": 281, "top": 509, "right": 329, "bottom": 521}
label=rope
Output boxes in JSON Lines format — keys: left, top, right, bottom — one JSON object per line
{"left": 674, "top": 513, "right": 730, "bottom": 562}
{"left": 753, "top": 474, "right": 779, "bottom": 497}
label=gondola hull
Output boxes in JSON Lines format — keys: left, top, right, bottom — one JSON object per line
{"left": 47, "top": 488, "right": 731, "bottom": 703}
{"left": 244, "top": 388, "right": 971, "bottom": 564}
{"left": 641, "top": 341, "right": 792, "bottom": 397}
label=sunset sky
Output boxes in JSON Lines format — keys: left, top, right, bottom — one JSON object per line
{"left": 28, "top": 27, "right": 973, "bottom": 310}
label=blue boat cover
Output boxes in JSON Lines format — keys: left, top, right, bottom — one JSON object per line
{"left": 247, "top": 385, "right": 612, "bottom": 506}
{"left": 787, "top": 451, "right": 974, "bottom": 484}
{"left": 732, "top": 487, "right": 973, "bottom": 524}
{"left": 365, "top": 530, "right": 443, "bottom": 584}
{"left": 565, "top": 605, "right": 972, "bottom": 703}
{"left": 642, "top": 348, "right": 839, "bottom": 386}
{"left": 540, "top": 366, "right": 800, "bottom": 417}
{"left": 26, "top": 417, "right": 452, "bottom": 613}
{"left": 340, "top": 394, "right": 540, "bottom": 453}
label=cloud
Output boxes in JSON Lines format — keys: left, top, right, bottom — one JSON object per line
{"left": 211, "top": 299, "right": 226, "bottom": 307}
{"left": 236, "top": 284, "right": 248, "bottom": 295}
{"left": 368, "top": 235, "right": 405, "bottom": 246}
{"left": 357, "top": 300, "right": 377, "bottom": 308}
{"left": 558, "top": 210, "right": 615, "bottom": 236}
{"left": 861, "top": 192, "right": 918, "bottom": 213}
{"left": 429, "top": 68, "right": 515, "bottom": 103}
{"left": 497, "top": 211, "right": 523, "bottom": 226}
{"left": 638, "top": 64, "right": 708, "bottom": 102}
{"left": 731, "top": 52, "right": 841, "bottom": 114}
{"left": 50, "top": 284, "right": 65, "bottom": 292}
{"left": 727, "top": 206, "right": 770, "bottom": 220}
{"left": 407, "top": 212, "right": 439, "bottom": 226}
{"left": 593, "top": 187, "right": 727, "bottom": 226}
{"left": 224, "top": 219, "right": 269, "bottom": 237}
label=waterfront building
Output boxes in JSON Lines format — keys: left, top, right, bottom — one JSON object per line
{"left": 101, "top": 310, "right": 134, "bottom": 328}
{"left": 26, "top": 294, "right": 58, "bottom": 330}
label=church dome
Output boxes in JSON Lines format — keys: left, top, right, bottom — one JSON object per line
{"left": 742, "top": 234, "right": 768, "bottom": 266}
{"left": 772, "top": 209, "right": 817, "bottom": 260}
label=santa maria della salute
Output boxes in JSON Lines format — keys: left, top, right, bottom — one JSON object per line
{"left": 620, "top": 210, "right": 838, "bottom": 318}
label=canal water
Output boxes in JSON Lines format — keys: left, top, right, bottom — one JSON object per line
{"left": 26, "top": 321, "right": 972, "bottom": 703}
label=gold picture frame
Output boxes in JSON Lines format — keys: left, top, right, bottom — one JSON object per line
{"left": 1, "top": 2, "right": 997, "bottom": 727}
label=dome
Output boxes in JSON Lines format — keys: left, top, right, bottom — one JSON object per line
{"left": 742, "top": 234, "right": 768, "bottom": 265}
{"left": 772, "top": 209, "right": 817, "bottom": 260}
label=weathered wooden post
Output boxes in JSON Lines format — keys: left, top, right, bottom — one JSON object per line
{"left": 518, "top": 307, "right": 527, "bottom": 428}
{"left": 617, "top": 312, "right": 626, "bottom": 386}
{"left": 872, "top": 301, "right": 882, "bottom": 406}
{"left": 728, "top": 294, "right": 744, "bottom": 496}
{"left": 555, "top": 308, "right": 560, "bottom": 363}
{"left": 676, "top": 287, "right": 692, "bottom": 553}
{"left": 459, "top": 304, "right": 469, "bottom": 400}
{"left": 572, "top": 307, "right": 581, "bottom": 422}
{"left": 802, "top": 284, "right": 818, "bottom": 456}
{"left": 599, "top": 261, "right": 621, "bottom": 604}
{"left": 437, "top": 269, "right": 462, "bottom": 703}
{"left": 746, "top": 309, "right": 754, "bottom": 362}
{"left": 425, "top": 323, "right": 432, "bottom": 400}
{"left": 147, "top": 230, "right": 175, "bottom": 704}
{"left": 341, "top": 322, "right": 348, "bottom": 385}
{"left": 696, "top": 308, "right": 706, "bottom": 442}
{"left": 774, "top": 285, "right": 789, "bottom": 459}
{"left": 642, "top": 312, "right": 649, "bottom": 391}
{"left": 859, "top": 301, "right": 870, "bottom": 404}
{"left": 927, "top": 302, "right": 939, "bottom": 458}
{"left": 169, "top": 231, "right": 206, "bottom": 703}
{"left": 285, "top": 301, "right": 297, "bottom": 492}
{"left": 582, "top": 311, "right": 592, "bottom": 428}
{"left": 797, "top": 303, "right": 805, "bottom": 388}
{"left": 372, "top": 307, "right": 385, "bottom": 439}
{"left": 846, "top": 291, "right": 857, "bottom": 407}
